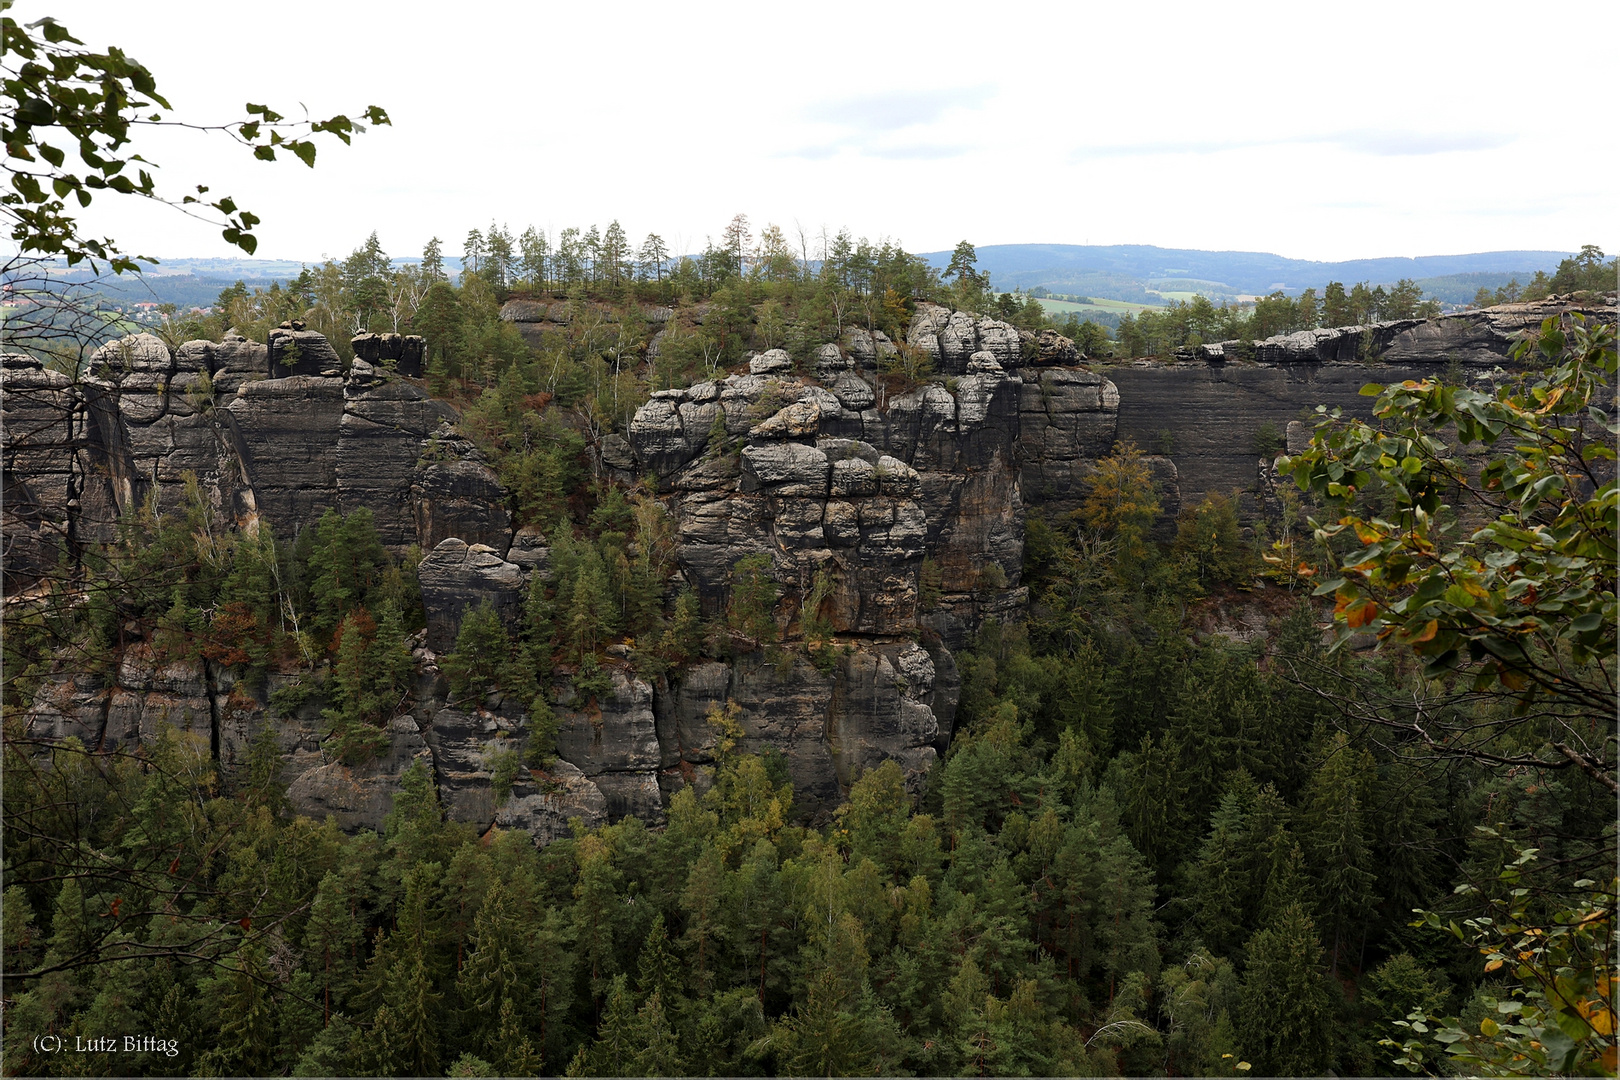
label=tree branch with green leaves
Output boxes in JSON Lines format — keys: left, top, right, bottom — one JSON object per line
{"left": 1276, "top": 311, "right": 1617, "bottom": 789}
{"left": 2, "top": 4, "right": 388, "bottom": 272}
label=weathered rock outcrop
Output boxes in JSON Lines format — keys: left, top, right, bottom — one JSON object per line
{"left": 3, "top": 328, "right": 490, "bottom": 584}
{"left": 350, "top": 332, "right": 425, "bottom": 377}
{"left": 627, "top": 354, "right": 1026, "bottom": 651}
{"left": 1099, "top": 298, "right": 1614, "bottom": 515}
{"left": 1016, "top": 367, "right": 1121, "bottom": 519}
{"left": 417, "top": 538, "right": 526, "bottom": 653}
{"left": 618, "top": 324, "right": 1032, "bottom": 811}
{"left": 8, "top": 298, "right": 1613, "bottom": 841}
{"left": 906, "top": 303, "right": 1023, "bottom": 373}
{"left": 6, "top": 327, "right": 508, "bottom": 835}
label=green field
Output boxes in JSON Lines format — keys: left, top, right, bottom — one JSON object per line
{"left": 1036, "top": 296, "right": 1158, "bottom": 316}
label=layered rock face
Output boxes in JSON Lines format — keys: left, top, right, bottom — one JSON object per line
{"left": 2, "top": 328, "right": 500, "bottom": 583}
{"left": 4, "top": 328, "right": 529, "bottom": 836}
{"left": 621, "top": 335, "right": 1025, "bottom": 814}
{"left": 8, "top": 298, "right": 1612, "bottom": 842}
{"left": 1109, "top": 298, "right": 1615, "bottom": 515}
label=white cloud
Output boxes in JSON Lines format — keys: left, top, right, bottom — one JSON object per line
{"left": 803, "top": 87, "right": 994, "bottom": 133}
{"left": 27, "top": 0, "right": 1616, "bottom": 264}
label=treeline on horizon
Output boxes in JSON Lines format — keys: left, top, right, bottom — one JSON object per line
{"left": 144, "top": 222, "right": 1618, "bottom": 381}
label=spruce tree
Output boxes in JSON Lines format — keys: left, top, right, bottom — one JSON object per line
{"left": 1301, "top": 731, "right": 1379, "bottom": 970}
{"left": 568, "top": 974, "right": 638, "bottom": 1077}
{"left": 1234, "top": 904, "right": 1337, "bottom": 1076}
{"left": 635, "top": 913, "right": 681, "bottom": 1005}
{"left": 456, "top": 879, "right": 528, "bottom": 1040}
{"left": 441, "top": 600, "right": 513, "bottom": 702}
{"left": 303, "top": 869, "right": 365, "bottom": 1026}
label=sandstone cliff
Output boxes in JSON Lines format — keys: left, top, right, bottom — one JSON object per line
{"left": 6, "top": 297, "right": 1611, "bottom": 843}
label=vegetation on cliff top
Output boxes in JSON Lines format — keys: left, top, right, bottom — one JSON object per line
{"left": 5, "top": 321, "right": 1613, "bottom": 1073}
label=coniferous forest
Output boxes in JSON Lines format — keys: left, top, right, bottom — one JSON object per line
{"left": 2, "top": 9, "right": 1616, "bottom": 1077}
{"left": 3, "top": 221, "right": 1615, "bottom": 1076}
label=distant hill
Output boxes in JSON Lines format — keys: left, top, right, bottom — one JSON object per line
{"left": 919, "top": 244, "right": 1570, "bottom": 301}
{"left": 1409, "top": 271, "right": 1542, "bottom": 305}
{"left": 29, "top": 256, "right": 469, "bottom": 313}
{"left": 23, "top": 247, "right": 1572, "bottom": 313}
{"left": 91, "top": 274, "right": 263, "bottom": 311}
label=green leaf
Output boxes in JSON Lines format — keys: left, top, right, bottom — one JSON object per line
{"left": 1551, "top": 1008, "right": 1592, "bottom": 1042}
{"left": 16, "top": 96, "right": 55, "bottom": 125}
{"left": 1539, "top": 1026, "right": 1578, "bottom": 1072}
{"left": 1422, "top": 649, "right": 1460, "bottom": 678}
{"left": 1570, "top": 611, "right": 1602, "bottom": 632}
{"left": 1360, "top": 382, "right": 1385, "bottom": 397}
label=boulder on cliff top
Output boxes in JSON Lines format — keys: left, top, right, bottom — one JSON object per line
{"left": 350, "top": 332, "right": 426, "bottom": 378}
{"left": 749, "top": 349, "right": 794, "bottom": 375}
{"left": 91, "top": 333, "right": 171, "bottom": 376}
{"left": 268, "top": 327, "right": 342, "bottom": 377}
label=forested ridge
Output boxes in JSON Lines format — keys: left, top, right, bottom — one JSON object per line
{"left": 3, "top": 5, "right": 1615, "bottom": 1074}
{"left": 3, "top": 220, "right": 1615, "bottom": 1078}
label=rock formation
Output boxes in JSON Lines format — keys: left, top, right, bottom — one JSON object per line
{"left": 6, "top": 297, "right": 1612, "bottom": 843}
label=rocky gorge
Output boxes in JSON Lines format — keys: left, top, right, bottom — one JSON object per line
{"left": 5, "top": 297, "right": 1611, "bottom": 844}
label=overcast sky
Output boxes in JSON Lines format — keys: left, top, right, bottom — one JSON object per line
{"left": 42, "top": 0, "right": 1619, "bottom": 265}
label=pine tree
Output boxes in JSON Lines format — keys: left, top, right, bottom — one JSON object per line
{"left": 572, "top": 832, "right": 625, "bottom": 998}
{"left": 1234, "top": 904, "right": 1337, "bottom": 1076}
{"left": 727, "top": 553, "right": 778, "bottom": 648}
{"left": 726, "top": 838, "right": 787, "bottom": 1001}
{"left": 461, "top": 228, "right": 485, "bottom": 279}
{"left": 681, "top": 844, "right": 726, "bottom": 996}
{"left": 568, "top": 974, "right": 638, "bottom": 1077}
{"left": 658, "top": 586, "right": 703, "bottom": 667}
{"left": 838, "top": 759, "right": 911, "bottom": 878}
{"left": 1301, "top": 732, "right": 1379, "bottom": 970}
{"left": 517, "top": 226, "right": 549, "bottom": 289}
{"left": 441, "top": 600, "right": 513, "bottom": 702}
{"left": 421, "top": 236, "right": 445, "bottom": 282}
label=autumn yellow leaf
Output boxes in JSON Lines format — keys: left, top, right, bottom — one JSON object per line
{"left": 1346, "top": 601, "right": 1379, "bottom": 629}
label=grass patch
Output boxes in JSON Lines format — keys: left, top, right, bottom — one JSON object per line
{"left": 1036, "top": 296, "right": 1158, "bottom": 316}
